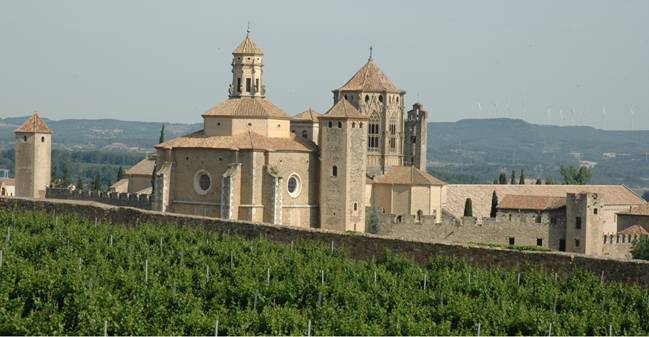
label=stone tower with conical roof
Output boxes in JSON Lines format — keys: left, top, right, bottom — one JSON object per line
{"left": 318, "top": 99, "right": 368, "bottom": 232}
{"left": 14, "top": 112, "right": 52, "bottom": 198}
{"left": 229, "top": 30, "right": 265, "bottom": 98}
{"left": 333, "top": 54, "right": 406, "bottom": 175}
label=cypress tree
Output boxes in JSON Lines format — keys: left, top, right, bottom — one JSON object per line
{"left": 62, "top": 163, "right": 70, "bottom": 187}
{"left": 93, "top": 173, "right": 101, "bottom": 190}
{"left": 536, "top": 178, "right": 543, "bottom": 185}
{"left": 490, "top": 191, "right": 498, "bottom": 218}
{"left": 464, "top": 198, "right": 473, "bottom": 217}
{"left": 117, "top": 166, "right": 124, "bottom": 180}
{"left": 76, "top": 176, "right": 83, "bottom": 190}
{"left": 159, "top": 124, "right": 166, "bottom": 144}
{"left": 519, "top": 169, "right": 525, "bottom": 184}
{"left": 498, "top": 172, "right": 507, "bottom": 184}
{"left": 510, "top": 170, "right": 516, "bottom": 184}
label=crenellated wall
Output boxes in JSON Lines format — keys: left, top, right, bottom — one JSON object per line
{"left": 45, "top": 187, "right": 152, "bottom": 210}
{"left": 3, "top": 196, "right": 649, "bottom": 287}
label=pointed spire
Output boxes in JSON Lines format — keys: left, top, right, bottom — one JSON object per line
{"left": 369, "top": 45, "right": 373, "bottom": 61}
{"left": 246, "top": 21, "right": 251, "bottom": 37}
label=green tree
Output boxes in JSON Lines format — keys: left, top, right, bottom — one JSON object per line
{"left": 510, "top": 170, "right": 516, "bottom": 184}
{"left": 498, "top": 171, "right": 507, "bottom": 184}
{"left": 93, "top": 173, "right": 101, "bottom": 190}
{"left": 492, "top": 178, "right": 498, "bottom": 184}
{"left": 560, "top": 165, "right": 592, "bottom": 185}
{"left": 535, "top": 178, "right": 542, "bottom": 185}
{"left": 367, "top": 208, "right": 380, "bottom": 234}
{"left": 631, "top": 236, "right": 649, "bottom": 260}
{"left": 159, "top": 124, "right": 166, "bottom": 144}
{"left": 490, "top": 191, "right": 498, "bottom": 218}
{"left": 545, "top": 176, "right": 556, "bottom": 185}
{"left": 61, "top": 163, "right": 70, "bottom": 187}
{"left": 519, "top": 169, "right": 525, "bottom": 184}
{"left": 75, "top": 176, "right": 84, "bottom": 190}
{"left": 464, "top": 198, "right": 473, "bottom": 217}
{"left": 117, "top": 166, "right": 124, "bottom": 180}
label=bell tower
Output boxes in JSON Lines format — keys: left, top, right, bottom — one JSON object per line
{"left": 229, "top": 27, "right": 265, "bottom": 98}
{"left": 15, "top": 112, "right": 52, "bottom": 198}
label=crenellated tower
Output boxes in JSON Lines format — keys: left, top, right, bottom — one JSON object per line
{"left": 318, "top": 99, "right": 368, "bottom": 232}
{"left": 403, "top": 102, "right": 428, "bottom": 171}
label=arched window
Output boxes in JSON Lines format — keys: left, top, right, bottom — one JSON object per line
{"left": 328, "top": 121, "right": 333, "bottom": 128}
{"left": 301, "top": 130, "right": 308, "bottom": 139}
{"left": 417, "top": 210, "right": 423, "bottom": 222}
{"left": 41, "top": 136, "right": 45, "bottom": 142}
{"left": 338, "top": 121, "right": 342, "bottom": 128}
{"left": 352, "top": 122, "right": 356, "bottom": 128}
{"left": 389, "top": 116, "right": 397, "bottom": 150}
{"left": 353, "top": 203, "right": 358, "bottom": 211}
{"left": 378, "top": 95, "right": 383, "bottom": 103}
{"left": 331, "top": 165, "right": 337, "bottom": 177}
{"left": 368, "top": 112, "right": 380, "bottom": 152}
{"left": 365, "top": 95, "right": 369, "bottom": 103}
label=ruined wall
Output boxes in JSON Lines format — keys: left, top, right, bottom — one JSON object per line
{"left": 3, "top": 196, "right": 649, "bottom": 287}
{"left": 46, "top": 188, "right": 152, "bottom": 209}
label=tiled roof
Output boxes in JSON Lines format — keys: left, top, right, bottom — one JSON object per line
{"left": 0, "top": 178, "right": 15, "bottom": 186}
{"left": 233, "top": 35, "right": 263, "bottom": 55}
{"left": 320, "top": 99, "right": 366, "bottom": 119}
{"left": 155, "top": 130, "right": 316, "bottom": 152}
{"left": 291, "top": 108, "right": 321, "bottom": 122}
{"left": 498, "top": 195, "right": 567, "bottom": 211}
{"left": 373, "top": 166, "right": 446, "bottom": 186}
{"left": 109, "top": 178, "right": 128, "bottom": 190}
{"left": 15, "top": 113, "right": 51, "bottom": 134}
{"left": 202, "top": 97, "right": 290, "bottom": 119}
{"left": 617, "top": 204, "right": 649, "bottom": 216}
{"left": 619, "top": 225, "right": 649, "bottom": 236}
{"left": 445, "top": 184, "right": 646, "bottom": 220}
{"left": 337, "top": 59, "right": 403, "bottom": 93}
{"left": 125, "top": 158, "right": 155, "bottom": 177}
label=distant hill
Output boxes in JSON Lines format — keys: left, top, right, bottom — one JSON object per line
{"left": 0, "top": 116, "right": 201, "bottom": 151}
{"left": 428, "top": 118, "right": 649, "bottom": 191}
{"left": 2, "top": 116, "right": 648, "bottom": 191}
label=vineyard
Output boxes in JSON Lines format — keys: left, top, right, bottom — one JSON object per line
{"left": 1, "top": 209, "right": 649, "bottom": 335}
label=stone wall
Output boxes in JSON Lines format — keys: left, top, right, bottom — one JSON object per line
{"left": 3, "top": 196, "right": 649, "bottom": 287}
{"left": 46, "top": 188, "right": 152, "bottom": 210}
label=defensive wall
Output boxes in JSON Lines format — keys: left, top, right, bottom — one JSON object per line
{"left": 46, "top": 187, "right": 152, "bottom": 210}
{"left": 376, "top": 212, "right": 633, "bottom": 259}
{"left": 2, "top": 196, "right": 649, "bottom": 286}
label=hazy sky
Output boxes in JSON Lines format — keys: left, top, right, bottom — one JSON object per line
{"left": 1, "top": 0, "right": 648, "bottom": 130}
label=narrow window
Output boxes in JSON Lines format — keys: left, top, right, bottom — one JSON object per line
{"left": 575, "top": 216, "right": 582, "bottom": 229}
{"left": 593, "top": 208, "right": 598, "bottom": 215}
{"left": 508, "top": 237, "right": 515, "bottom": 245}
{"left": 365, "top": 95, "right": 369, "bottom": 103}
{"left": 389, "top": 117, "right": 397, "bottom": 150}
{"left": 301, "top": 130, "right": 308, "bottom": 139}
{"left": 338, "top": 121, "right": 342, "bottom": 128}
{"left": 353, "top": 203, "right": 358, "bottom": 211}
{"left": 537, "top": 238, "right": 543, "bottom": 246}
{"left": 550, "top": 217, "right": 557, "bottom": 225}
{"left": 41, "top": 136, "right": 45, "bottom": 142}
{"left": 23, "top": 136, "right": 27, "bottom": 142}
{"left": 352, "top": 122, "right": 356, "bottom": 128}
{"left": 328, "top": 121, "right": 333, "bottom": 128}
{"left": 575, "top": 239, "right": 580, "bottom": 247}
{"left": 255, "top": 78, "right": 259, "bottom": 91}
{"left": 378, "top": 95, "right": 383, "bottom": 103}
{"left": 331, "top": 165, "right": 337, "bottom": 177}
{"left": 237, "top": 78, "right": 241, "bottom": 92}
{"left": 411, "top": 136, "right": 417, "bottom": 144}
{"left": 535, "top": 214, "right": 542, "bottom": 223}
{"left": 246, "top": 78, "right": 251, "bottom": 92}
{"left": 368, "top": 112, "right": 380, "bottom": 152}
{"left": 559, "top": 239, "right": 566, "bottom": 251}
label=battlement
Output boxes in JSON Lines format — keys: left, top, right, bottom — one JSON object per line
{"left": 603, "top": 233, "right": 646, "bottom": 245}
{"left": 46, "top": 187, "right": 152, "bottom": 210}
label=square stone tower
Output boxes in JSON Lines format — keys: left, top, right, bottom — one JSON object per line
{"left": 566, "top": 192, "right": 604, "bottom": 255}
{"left": 14, "top": 113, "right": 52, "bottom": 198}
{"left": 319, "top": 99, "right": 368, "bottom": 232}
{"left": 403, "top": 103, "right": 428, "bottom": 171}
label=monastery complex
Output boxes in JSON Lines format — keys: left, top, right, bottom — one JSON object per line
{"left": 8, "top": 34, "right": 649, "bottom": 260}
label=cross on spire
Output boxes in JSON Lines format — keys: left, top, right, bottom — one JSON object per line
{"left": 246, "top": 21, "right": 251, "bottom": 36}
{"left": 369, "top": 45, "right": 373, "bottom": 60}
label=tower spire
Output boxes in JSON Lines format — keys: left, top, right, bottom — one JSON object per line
{"left": 246, "top": 21, "right": 251, "bottom": 36}
{"left": 369, "top": 45, "right": 373, "bottom": 61}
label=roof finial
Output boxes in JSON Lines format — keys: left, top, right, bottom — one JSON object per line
{"left": 369, "top": 44, "right": 373, "bottom": 61}
{"left": 246, "top": 21, "right": 251, "bottom": 36}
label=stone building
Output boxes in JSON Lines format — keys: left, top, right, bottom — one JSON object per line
{"left": 14, "top": 113, "right": 51, "bottom": 199}
{"left": 151, "top": 33, "right": 435, "bottom": 231}
{"left": 0, "top": 178, "right": 15, "bottom": 197}
{"left": 110, "top": 157, "right": 155, "bottom": 194}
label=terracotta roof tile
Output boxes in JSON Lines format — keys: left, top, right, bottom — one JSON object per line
{"left": 15, "top": 113, "right": 51, "bottom": 134}
{"left": 320, "top": 99, "right": 366, "bottom": 119}
{"left": 291, "top": 108, "right": 321, "bottom": 122}
{"left": 446, "top": 184, "right": 646, "bottom": 220}
{"left": 498, "top": 195, "right": 567, "bottom": 211}
{"left": 202, "top": 97, "right": 289, "bottom": 119}
{"left": 125, "top": 158, "right": 155, "bottom": 176}
{"left": 233, "top": 35, "right": 263, "bottom": 55}
{"left": 617, "top": 204, "right": 649, "bottom": 216}
{"left": 337, "top": 59, "right": 403, "bottom": 93}
{"left": 155, "top": 130, "right": 316, "bottom": 152}
{"left": 373, "top": 166, "right": 446, "bottom": 186}
{"left": 619, "top": 225, "right": 649, "bottom": 236}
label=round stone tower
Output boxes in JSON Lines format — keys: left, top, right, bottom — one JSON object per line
{"left": 14, "top": 112, "right": 52, "bottom": 198}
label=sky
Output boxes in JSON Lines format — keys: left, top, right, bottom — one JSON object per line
{"left": 0, "top": 0, "right": 648, "bottom": 130}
